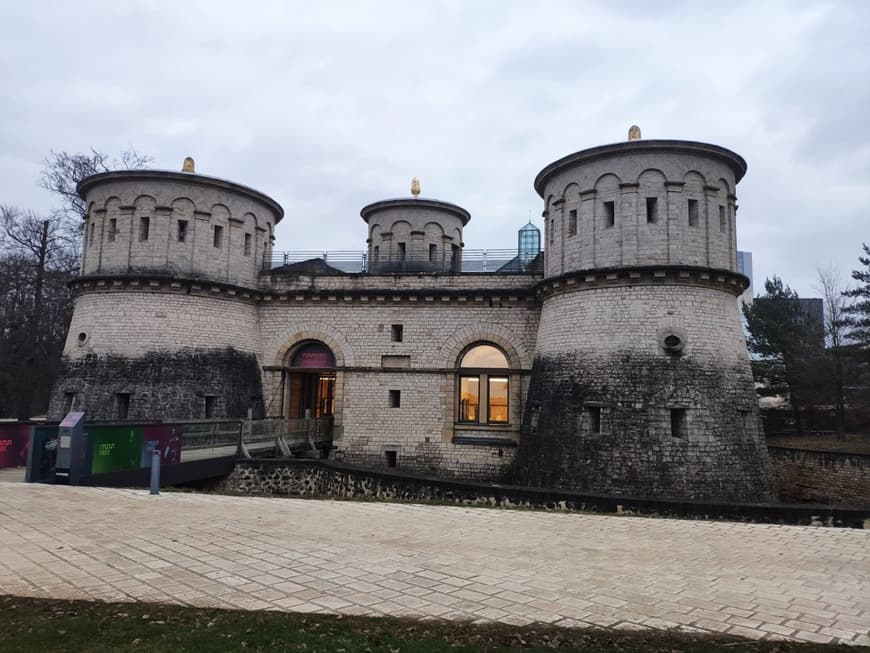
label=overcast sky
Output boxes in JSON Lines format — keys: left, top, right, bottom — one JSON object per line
{"left": 2, "top": 0, "right": 868, "bottom": 297}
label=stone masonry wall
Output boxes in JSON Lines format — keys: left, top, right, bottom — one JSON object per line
{"left": 363, "top": 201, "right": 466, "bottom": 272}
{"left": 258, "top": 294, "right": 539, "bottom": 480}
{"left": 517, "top": 283, "right": 774, "bottom": 502}
{"left": 541, "top": 148, "right": 738, "bottom": 277}
{"left": 63, "top": 291, "right": 260, "bottom": 360}
{"left": 338, "top": 371, "right": 519, "bottom": 480}
{"left": 48, "top": 347, "right": 264, "bottom": 421}
{"left": 768, "top": 446, "right": 870, "bottom": 505}
{"left": 216, "top": 459, "right": 869, "bottom": 527}
{"left": 80, "top": 176, "right": 278, "bottom": 288}
{"left": 261, "top": 268, "right": 539, "bottom": 293}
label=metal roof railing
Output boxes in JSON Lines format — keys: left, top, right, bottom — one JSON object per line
{"left": 263, "top": 249, "right": 543, "bottom": 275}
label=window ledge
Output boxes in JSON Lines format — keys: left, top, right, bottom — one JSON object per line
{"left": 453, "top": 423, "right": 514, "bottom": 430}
{"left": 452, "top": 435, "right": 517, "bottom": 447}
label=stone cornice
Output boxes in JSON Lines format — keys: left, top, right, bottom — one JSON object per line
{"left": 69, "top": 274, "right": 261, "bottom": 305}
{"left": 69, "top": 273, "right": 540, "bottom": 307}
{"left": 71, "top": 267, "right": 746, "bottom": 305}
{"left": 535, "top": 265, "right": 750, "bottom": 299}
{"left": 534, "top": 140, "right": 747, "bottom": 196}
{"left": 360, "top": 198, "right": 471, "bottom": 225}
{"left": 76, "top": 170, "right": 285, "bottom": 223}
{"left": 262, "top": 365, "right": 533, "bottom": 375}
{"left": 259, "top": 288, "right": 538, "bottom": 306}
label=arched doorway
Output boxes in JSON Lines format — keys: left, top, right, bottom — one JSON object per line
{"left": 285, "top": 341, "right": 336, "bottom": 419}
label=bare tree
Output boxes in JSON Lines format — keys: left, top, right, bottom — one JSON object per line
{"left": 2, "top": 207, "right": 77, "bottom": 309}
{"left": 0, "top": 146, "right": 151, "bottom": 418}
{"left": 816, "top": 264, "right": 850, "bottom": 437}
{"left": 0, "top": 206, "right": 78, "bottom": 417}
{"left": 39, "top": 148, "right": 152, "bottom": 229}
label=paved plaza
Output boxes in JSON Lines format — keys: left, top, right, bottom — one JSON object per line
{"left": 0, "top": 482, "right": 868, "bottom": 646}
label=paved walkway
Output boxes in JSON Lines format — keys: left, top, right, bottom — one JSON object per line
{"left": 0, "top": 483, "right": 868, "bottom": 646}
{"left": 0, "top": 467, "right": 25, "bottom": 483}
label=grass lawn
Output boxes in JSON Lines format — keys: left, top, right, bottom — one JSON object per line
{"left": 0, "top": 596, "right": 860, "bottom": 652}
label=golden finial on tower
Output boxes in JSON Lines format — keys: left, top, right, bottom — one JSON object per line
{"left": 411, "top": 177, "right": 421, "bottom": 198}
{"left": 182, "top": 157, "right": 195, "bottom": 173}
{"left": 628, "top": 125, "right": 642, "bottom": 141}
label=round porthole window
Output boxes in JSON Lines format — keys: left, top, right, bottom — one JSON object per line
{"left": 658, "top": 329, "right": 686, "bottom": 355}
{"left": 76, "top": 332, "right": 89, "bottom": 346}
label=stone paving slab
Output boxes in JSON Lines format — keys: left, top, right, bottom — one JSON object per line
{"left": 0, "top": 483, "right": 868, "bottom": 646}
{"left": 0, "top": 467, "right": 25, "bottom": 483}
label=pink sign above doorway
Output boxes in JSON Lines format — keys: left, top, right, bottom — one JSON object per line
{"left": 290, "top": 343, "right": 336, "bottom": 368}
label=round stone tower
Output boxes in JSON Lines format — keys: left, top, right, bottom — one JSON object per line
{"left": 514, "top": 136, "right": 775, "bottom": 501}
{"left": 49, "top": 161, "right": 283, "bottom": 421}
{"left": 361, "top": 184, "right": 470, "bottom": 273}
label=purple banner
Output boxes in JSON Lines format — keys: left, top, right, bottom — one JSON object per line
{"left": 141, "top": 425, "right": 182, "bottom": 466}
{"left": 291, "top": 343, "right": 336, "bottom": 368}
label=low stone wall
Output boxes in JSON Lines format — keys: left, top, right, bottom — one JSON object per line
{"left": 215, "top": 459, "right": 870, "bottom": 528}
{"left": 768, "top": 446, "right": 870, "bottom": 505}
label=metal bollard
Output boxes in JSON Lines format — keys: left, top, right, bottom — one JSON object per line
{"left": 150, "top": 450, "right": 161, "bottom": 495}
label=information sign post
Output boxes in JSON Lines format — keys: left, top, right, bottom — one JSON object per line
{"left": 55, "top": 412, "right": 85, "bottom": 484}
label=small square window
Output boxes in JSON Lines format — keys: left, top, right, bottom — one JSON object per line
{"left": 738, "top": 408, "right": 752, "bottom": 432}
{"left": 671, "top": 408, "right": 687, "bottom": 438}
{"left": 204, "top": 395, "right": 217, "bottom": 419}
{"left": 213, "top": 225, "right": 223, "bottom": 248}
{"left": 389, "top": 390, "right": 401, "bottom": 408}
{"left": 244, "top": 232, "right": 252, "bottom": 256}
{"left": 108, "top": 218, "right": 117, "bottom": 242}
{"left": 688, "top": 199, "right": 699, "bottom": 227}
{"left": 646, "top": 197, "right": 658, "bottom": 224}
{"left": 139, "top": 217, "right": 150, "bottom": 242}
{"left": 391, "top": 324, "right": 403, "bottom": 342}
{"left": 385, "top": 450, "right": 397, "bottom": 468}
{"left": 719, "top": 205, "right": 726, "bottom": 232}
{"left": 586, "top": 406, "right": 601, "bottom": 434}
{"left": 115, "top": 393, "right": 130, "bottom": 420}
{"left": 604, "top": 201, "right": 615, "bottom": 228}
{"left": 568, "top": 209, "right": 577, "bottom": 237}
{"left": 177, "top": 220, "right": 188, "bottom": 242}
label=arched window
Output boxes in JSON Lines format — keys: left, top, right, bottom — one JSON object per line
{"left": 458, "top": 344, "right": 509, "bottom": 424}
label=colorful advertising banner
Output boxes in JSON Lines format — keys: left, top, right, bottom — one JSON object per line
{"left": 25, "top": 421, "right": 190, "bottom": 482}
{"left": 141, "top": 425, "right": 182, "bottom": 467}
{"left": 88, "top": 425, "right": 143, "bottom": 475}
{"left": 0, "top": 423, "right": 31, "bottom": 468}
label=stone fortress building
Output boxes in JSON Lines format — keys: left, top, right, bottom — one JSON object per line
{"left": 49, "top": 130, "right": 775, "bottom": 502}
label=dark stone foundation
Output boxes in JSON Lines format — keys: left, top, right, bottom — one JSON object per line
{"left": 48, "top": 347, "right": 264, "bottom": 421}
{"left": 514, "top": 352, "right": 775, "bottom": 502}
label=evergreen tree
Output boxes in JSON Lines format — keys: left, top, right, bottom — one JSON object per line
{"left": 843, "top": 243, "right": 870, "bottom": 348}
{"left": 743, "top": 276, "right": 824, "bottom": 434}
{"left": 842, "top": 243, "right": 870, "bottom": 418}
